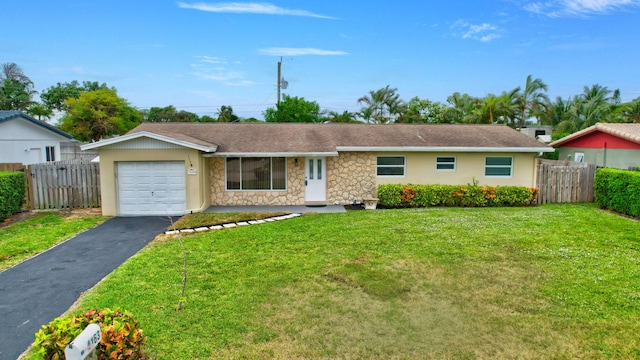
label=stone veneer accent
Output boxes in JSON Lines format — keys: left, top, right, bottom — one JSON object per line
{"left": 209, "top": 152, "right": 376, "bottom": 206}
{"left": 209, "top": 157, "right": 305, "bottom": 206}
{"left": 326, "top": 152, "right": 377, "bottom": 204}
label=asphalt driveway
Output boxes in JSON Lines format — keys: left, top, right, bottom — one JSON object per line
{"left": 0, "top": 216, "right": 174, "bottom": 360}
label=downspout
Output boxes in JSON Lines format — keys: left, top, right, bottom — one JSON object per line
{"left": 603, "top": 141, "right": 607, "bottom": 167}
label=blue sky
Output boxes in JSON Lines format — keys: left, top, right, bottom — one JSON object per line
{"left": 3, "top": 0, "right": 639, "bottom": 120}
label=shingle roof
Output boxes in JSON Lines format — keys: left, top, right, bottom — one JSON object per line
{"left": 119, "top": 122, "right": 551, "bottom": 154}
{"left": 550, "top": 123, "right": 640, "bottom": 147}
{"left": 0, "top": 110, "right": 73, "bottom": 139}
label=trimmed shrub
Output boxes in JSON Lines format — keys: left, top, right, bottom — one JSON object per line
{"left": 378, "top": 184, "right": 537, "bottom": 208}
{"left": 594, "top": 168, "right": 640, "bottom": 217}
{"left": 0, "top": 171, "right": 26, "bottom": 221}
{"left": 33, "top": 308, "right": 147, "bottom": 360}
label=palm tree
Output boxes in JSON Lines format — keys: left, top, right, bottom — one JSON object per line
{"left": 498, "top": 87, "right": 521, "bottom": 127}
{"left": 518, "top": 75, "right": 549, "bottom": 128}
{"left": 325, "top": 110, "right": 359, "bottom": 123}
{"left": 357, "top": 85, "right": 404, "bottom": 124}
{"left": 443, "top": 92, "right": 476, "bottom": 123}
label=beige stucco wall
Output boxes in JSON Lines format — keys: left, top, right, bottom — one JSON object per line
{"left": 98, "top": 148, "right": 209, "bottom": 216}
{"left": 375, "top": 152, "right": 539, "bottom": 188}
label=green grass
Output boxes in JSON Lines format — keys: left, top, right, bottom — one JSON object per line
{"left": 26, "top": 204, "right": 640, "bottom": 359}
{"left": 169, "top": 212, "right": 289, "bottom": 230}
{"left": 0, "top": 212, "right": 107, "bottom": 271}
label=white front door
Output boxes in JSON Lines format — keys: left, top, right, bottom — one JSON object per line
{"left": 305, "top": 157, "right": 326, "bottom": 203}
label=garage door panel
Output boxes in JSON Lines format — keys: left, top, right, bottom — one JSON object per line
{"left": 117, "top": 161, "right": 186, "bottom": 216}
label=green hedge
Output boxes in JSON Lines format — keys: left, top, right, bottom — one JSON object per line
{"left": 0, "top": 171, "right": 26, "bottom": 221}
{"left": 594, "top": 168, "right": 640, "bottom": 217}
{"left": 378, "top": 184, "right": 538, "bottom": 208}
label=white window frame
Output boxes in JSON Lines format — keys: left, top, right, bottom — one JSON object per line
{"left": 436, "top": 156, "right": 456, "bottom": 171}
{"left": 485, "top": 156, "right": 513, "bottom": 178}
{"left": 376, "top": 156, "right": 406, "bottom": 177}
{"left": 574, "top": 152, "right": 585, "bottom": 163}
{"left": 225, "top": 157, "right": 287, "bottom": 191}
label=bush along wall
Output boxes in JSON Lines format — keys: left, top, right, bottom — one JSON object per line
{"left": 0, "top": 171, "right": 26, "bottom": 221}
{"left": 594, "top": 168, "right": 640, "bottom": 218}
{"left": 378, "top": 184, "right": 538, "bottom": 208}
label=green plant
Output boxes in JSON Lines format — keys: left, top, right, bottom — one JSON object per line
{"left": 33, "top": 308, "right": 147, "bottom": 360}
{"left": 595, "top": 168, "right": 640, "bottom": 217}
{"left": 378, "top": 184, "right": 537, "bottom": 208}
{"left": 0, "top": 171, "right": 25, "bottom": 221}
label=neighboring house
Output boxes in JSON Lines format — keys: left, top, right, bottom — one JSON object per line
{"left": 82, "top": 123, "right": 553, "bottom": 216}
{"left": 550, "top": 123, "right": 640, "bottom": 169}
{"left": 0, "top": 110, "right": 74, "bottom": 165}
{"left": 520, "top": 125, "right": 552, "bottom": 140}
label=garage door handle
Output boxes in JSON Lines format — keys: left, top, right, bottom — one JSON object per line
{"left": 151, "top": 191, "right": 154, "bottom": 196}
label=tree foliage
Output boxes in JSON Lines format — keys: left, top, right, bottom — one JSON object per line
{"left": 58, "top": 88, "right": 142, "bottom": 141}
{"left": 40, "top": 80, "right": 110, "bottom": 112}
{"left": 264, "top": 94, "right": 323, "bottom": 123}
{"left": 357, "top": 85, "right": 405, "bottom": 124}
{"left": 0, "top": 62, "right": 36, "bottom": 111}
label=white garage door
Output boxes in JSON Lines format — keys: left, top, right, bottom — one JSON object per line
{"left": 117, "top": 161, "right": 186, "bottom": 216}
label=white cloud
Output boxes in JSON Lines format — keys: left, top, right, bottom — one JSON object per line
{"left": 177, "top": 2, "right": 337, "bottom": 19}
{"left": 258, "top": 47, "right": 348, "bottom": 56}
{"left": 191, "top": 56, "right": 253, "bottom": 86}
{"left": 524, "top": 0, "right": 640, "bottom": 17}
{"left": 452, "top": 20, "right": 502, "bottom": 42}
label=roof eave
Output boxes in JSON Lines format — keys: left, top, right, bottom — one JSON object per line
{"left": 205, "top": 151, "right": 339, "bottom": 157}
{"left": 80, "top": 131, "right": 218, "bottom": 152}
{"left": 336, "top": 146, "right": 554, "bottom": 153}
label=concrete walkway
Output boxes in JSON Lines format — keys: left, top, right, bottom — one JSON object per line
{"left": 0, "top": 216, "right": 174, "bottom": 360}
{"left": 205, "top": 205, "right": 347, "bottom": 214}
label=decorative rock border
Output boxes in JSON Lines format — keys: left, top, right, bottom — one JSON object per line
{"left": 164, "top": 213, "right": 302, "bottom": 235}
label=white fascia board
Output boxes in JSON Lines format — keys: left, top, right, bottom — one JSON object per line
{"left": 336, "top": 146, "right": 555, "bottom": 153}
{"left": 80, "top": 131, "right": 218, "bottom": 152}
{"left": 204, "top": 152, "right": 339, "bottom": 157}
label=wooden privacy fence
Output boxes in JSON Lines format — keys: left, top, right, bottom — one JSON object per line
{"left": 0, "top": 160, "right": 101, "bottom": 210}
{"left": 536, "top": 159, "right": 596, "bottom": 204}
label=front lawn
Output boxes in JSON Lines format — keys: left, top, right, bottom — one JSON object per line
{"left": 0, "top": 212, "right": 107, "bottom": 271}
{"left": 31, "top": 204, "right": 640, "bottom": 359}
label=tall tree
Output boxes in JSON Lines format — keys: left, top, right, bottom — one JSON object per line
{"left": 443, "top": 92, "right": 477, "bottom": 123}
{"left": 357, "top": 85, "right": 405, "bottom": 124}
{"left": 397, "top": 97, "right": 446, "bottom": 123}
{"left": 143, "top": 105, "right": 198, "bottom": 122}
{"left": 518, "top": 75, "right": 549, "bottom": 127}
{"left": 40, "top": 81, "right": 110, "bottom": 113}
{"left": 0, "top": 62, "right": 36, "bottom": 111}
{"left": 58, "top": 88, "right": 142, "bottom": 141}
{"left": 264, "top": 94, "right": 323, "bottom": 123}
{"left": 216, "top": 105, "right": 239, "bottom": 122}
{"left": 325, "top": 110, "right": 359, "bottom": 123}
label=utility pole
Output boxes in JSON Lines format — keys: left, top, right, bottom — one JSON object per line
{"left": 277, "top": 57, "right": 282, "bottom": 105}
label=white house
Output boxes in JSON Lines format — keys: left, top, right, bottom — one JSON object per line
{"left": 0, "top": 110, "right": 74, "bottom": 165}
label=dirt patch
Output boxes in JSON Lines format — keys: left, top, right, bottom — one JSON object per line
{"left": 0, "top": 211, "right": 36, "bottom": 229}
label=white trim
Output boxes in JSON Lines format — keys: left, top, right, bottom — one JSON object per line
{"left": 80, "top": 131, "right": 217, "bottom": 152}
{"left": 206, "top": 152, "right": 339, "bottom": 157}
{"left": 337, "top": 146, "right": 554, "bottom": 153}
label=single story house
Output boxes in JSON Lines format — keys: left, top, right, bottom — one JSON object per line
{"left": 0, "top": 110, "right": 74, "bottom": 165}
{"left": 82, "top": 123, "right": 553, "bottom": 216}
{"left": 550, "top": 123, "right": 640, "bottom": 169}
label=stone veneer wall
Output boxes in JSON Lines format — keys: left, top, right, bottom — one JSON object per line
{"left": 326, "top": 152, "right": 377, "bottom": 204}
{"left": 209, "top": 157, "right": 305, "bottom": 205}
{"left": 209, "top": 153, "right": 376, "bottom": 206}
